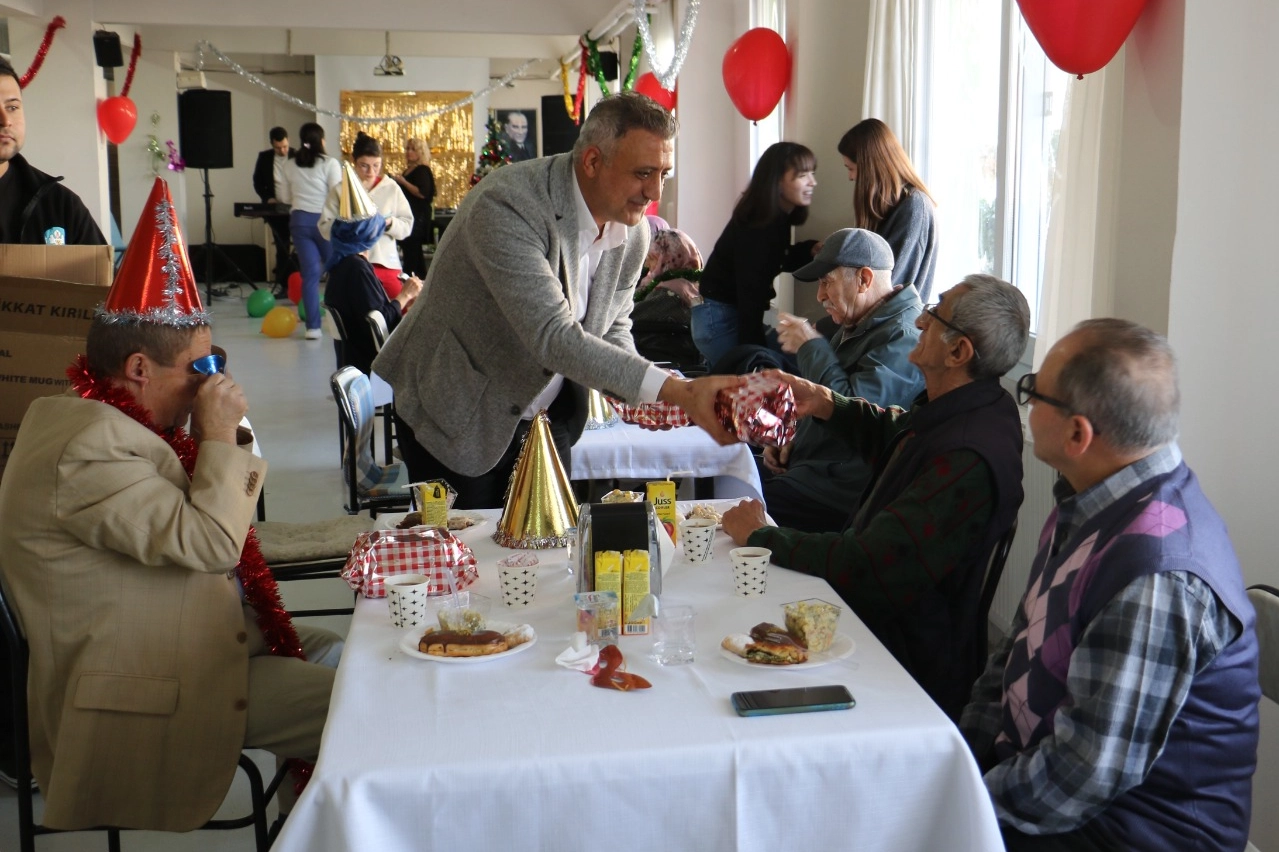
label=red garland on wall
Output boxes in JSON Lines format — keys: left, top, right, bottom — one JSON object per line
{"left": 121, "top": 32, "right": 142, "bottom": 97}
{"left": 18, "top": 16, "right": 66, "bottom": 89}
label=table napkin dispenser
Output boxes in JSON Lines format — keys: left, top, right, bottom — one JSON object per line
{"left": 574, "top": 501, "right": 663, "bottom": 599}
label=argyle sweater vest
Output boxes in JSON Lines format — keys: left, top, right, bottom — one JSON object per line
{"left": 996, "top": 462, "right": 1259, "bottom": 851}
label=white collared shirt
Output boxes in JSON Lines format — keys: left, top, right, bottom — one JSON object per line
{"left": 521, "top": 171, "right": 668, "bottom": 418}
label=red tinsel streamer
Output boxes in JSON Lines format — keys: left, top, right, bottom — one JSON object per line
{"left": 573, "top": 43, "right": 589, "bottom": 126}
{"left": 18, "top": 16, "right": 66, "bottom": 89}
{"left": 120, "top": 33, "right": 142, "bottom": 98}
{"left": 68, "top": 356, "right": 316, "bottom": 788}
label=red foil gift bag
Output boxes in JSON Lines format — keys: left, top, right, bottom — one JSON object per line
{"left": 714, "top": 372, "right": 797, "bottom": 447}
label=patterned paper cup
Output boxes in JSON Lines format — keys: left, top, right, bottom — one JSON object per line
{"left": 499, "top": 568, "right": 537, "bottom": 608}
{"left": 729, "top": 547, "right": 770, "bottom": 597}
{"left": 681, "top": 518, "right": 717, "bottom": 563}
{"left": 384, "top": 574, "right": 433, "bottom": 628}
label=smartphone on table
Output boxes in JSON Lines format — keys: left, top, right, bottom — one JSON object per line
{"left": 731, "top": 684, "right": 855, "bottom": 717}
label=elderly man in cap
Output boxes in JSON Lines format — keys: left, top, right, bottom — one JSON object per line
{"left": 961, "top": 320, "right": 1259, "bottom": 852}
{"left": 0, "top": 178, "right": 339, "bottom": 831}
{"left": 725, "top": 274, "right": 1028, "bottom": 719}
{"left": 759, "top": 228, "right": 925, "bottom": 532}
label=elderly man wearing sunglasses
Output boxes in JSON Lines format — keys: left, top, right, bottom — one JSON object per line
{"left": 725, "top": 274, "right": 1029, "bottom": 720}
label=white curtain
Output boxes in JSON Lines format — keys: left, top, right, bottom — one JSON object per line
{"left": 1032, "top": 63, "right": 1122, "bottom": 365}
{"left": 862, "top": 0, "right": 920, "bottom": 157}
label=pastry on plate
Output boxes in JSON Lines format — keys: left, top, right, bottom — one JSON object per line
{"left": 419, "top": 629, "right": 509, "bottom": 657}
{"left": 745, "top": 622, "right": 808, "bottom": 665}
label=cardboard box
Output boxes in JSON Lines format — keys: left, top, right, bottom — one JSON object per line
{"left": 0, "top": 262, "right": 112, "bottom": 482}
{"left": 0, "top": 244, "right": 113, "bottom": 287}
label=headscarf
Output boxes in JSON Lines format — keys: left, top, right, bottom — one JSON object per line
{"left": 645, "top": 214, "right": 670, "bottom": 242}
{"left": 640, "top": 229, "right": 702, "bottom": 286}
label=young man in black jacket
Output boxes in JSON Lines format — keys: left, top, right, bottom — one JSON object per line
{"left": 252, "top": 126, "right": 295, "bottom": 289}
{"left": 0, "top": 58, "right": 106, "bottom": 245}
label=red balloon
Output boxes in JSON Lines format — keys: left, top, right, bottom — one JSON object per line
{"left": 633, "top": 72, "right": 677, "bottom": 112}
{"left": 287, "top": 271, "right": 302, "bottom": 306}
{"left": 722, "top": 28, "right": 791, "bottom": 122}
{"left": 97, "top": 96, "right": 137, "bottom": 145}
{"left": 1016, "top": 0, "right": 1149, "bottom": 77}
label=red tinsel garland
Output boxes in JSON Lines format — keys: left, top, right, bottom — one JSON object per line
{"left": 573, "top": 42, "right": 589, "bottom": 126}
{"left": 67, "top": 356, "right": 305, "bottom": 661}
{"left": 19, "top": 16, "right": 66, "bottom": 89}
{"left": 120, "top": 33, "right": 142, "bottom": 98}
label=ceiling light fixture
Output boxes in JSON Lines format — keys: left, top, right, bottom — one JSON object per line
{"left": 373, "top": 32, "right": 403, "bottom": 77}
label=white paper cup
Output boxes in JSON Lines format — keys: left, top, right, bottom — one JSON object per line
{"left": 499, "top": 566, "right": 538, "bottom": 608}
{"left": 681, "top": 518, "right": 717, "bottom": 563}
{"left": 729, "top": 547, "right": 770, "bottom": 597}
{"left": 384, "top": 574, "right": 432, "bottom": 628}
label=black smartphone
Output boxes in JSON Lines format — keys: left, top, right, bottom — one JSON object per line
{"left": 731, "top": 685, "right": 855, "bottom": 717}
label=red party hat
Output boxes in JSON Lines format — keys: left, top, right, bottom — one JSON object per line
{"left": 101, "top": 177, "right": 208, "bottom": 327}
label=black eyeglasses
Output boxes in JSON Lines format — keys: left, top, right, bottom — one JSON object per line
{"left": 922, "top": 303, "right": 981, "bottom": 360}
{"left": 1016, "top": 373, "right": 1071, "bottom": 410}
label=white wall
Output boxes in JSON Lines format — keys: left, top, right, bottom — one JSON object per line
{"left": 1168, "top": 2, "right": 1279, "bottom": 844}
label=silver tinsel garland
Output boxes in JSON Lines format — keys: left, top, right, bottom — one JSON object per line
{"left": 194, "top": 41, "right": 536, "bottom": 124}
{"left": 633, "top": 0, "right": 700, "bottom": 91}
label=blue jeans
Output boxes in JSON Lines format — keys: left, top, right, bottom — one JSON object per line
{"left": 691, "top": 298, "right": 739, "bottom": 370}
{"left": 290, "top": 210, "right": 330, "bottom": 331}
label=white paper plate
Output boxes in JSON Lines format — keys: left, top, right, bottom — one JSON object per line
{"left": 399, "top": 621, "right": 537, "bottom": 664}
{"left": 718, "top": 632, "right": 856, "bottom": 669}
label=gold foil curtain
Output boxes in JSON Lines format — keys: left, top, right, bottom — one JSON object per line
{"left": 338, "top": 91, "right": 474, "bottom": 210}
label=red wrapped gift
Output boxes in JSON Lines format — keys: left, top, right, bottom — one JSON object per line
{"left": 605, "top": 397, "right": 693, "bottom": 430}
{"left": 714, "top": 372, "right": 797, "bottom": 447}
{"left": 342, "top": 528, "right": 479, "bottom": 598}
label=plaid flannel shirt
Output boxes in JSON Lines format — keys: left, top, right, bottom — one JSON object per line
{"left": 960, "top": 444, "right": 1242, "bottom": 834}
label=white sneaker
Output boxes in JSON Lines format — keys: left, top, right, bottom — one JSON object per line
{"left": 304, "top": 328, "right": 322, "bottom": 340}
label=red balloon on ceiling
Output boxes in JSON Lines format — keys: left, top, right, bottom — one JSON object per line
{"left": 97, "top": 95, "right": 138, "bottom": 145}
{"left": 722, "top": 28, "right": 791, "bottom": 122}
{"left": 634, "top": 72, "right": 677, "bottom": 113}
{"left": 1016, "top": 0, "right": 1149, "bottom": 78}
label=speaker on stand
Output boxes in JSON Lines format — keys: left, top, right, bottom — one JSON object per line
{"left": 177, "top": 88, "right": 259, "bottom": 302}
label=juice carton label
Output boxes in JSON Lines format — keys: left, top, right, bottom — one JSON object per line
{"left": 646, "top": 480, "right": 679, "bottom": 543}
{"left": 622, "top": 549, "right": 651, "bottom": 635}
{"left": 594, "top": 550, "right": 623, "bottom": 605}
{"left": 415, "top": 480, "right": 450, "bottom": 529}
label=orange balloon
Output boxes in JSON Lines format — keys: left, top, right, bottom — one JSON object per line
{"left": 261, "top": 306, "right": 298, "bottom": 338}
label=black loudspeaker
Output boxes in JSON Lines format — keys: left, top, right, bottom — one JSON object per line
{"left": 598, "top": 51, "right": 619, "bottom": 82}
{"left": 541, "top": 95, "right": 581, "bottom": 157}
{"left": 178, "top": 89, "right": 234, "bottom": 170}
{"left": 93, "top": 31, "right": 123, "bottom": 68}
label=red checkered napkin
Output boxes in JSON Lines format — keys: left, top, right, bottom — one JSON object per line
{"left": 714, "top": 372, "right": 797, "bottom": 447}
{"left": 342, "top": 528, "right": 479, "bottom": 598}
{"left": 606, "top": 397, "right": 693, "bottom": 430}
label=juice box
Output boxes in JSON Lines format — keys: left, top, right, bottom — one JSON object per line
{"left": 646, "top": 480, "right": 678, "bottom": 543}
{"left": 594, "top": 550, "right": 623, "bottom": 609}
{"left": 622, "top": 549, "right": 652, "bottom": 635}
{"left": 414, "top": 480, "right": 451, "bottom": 529}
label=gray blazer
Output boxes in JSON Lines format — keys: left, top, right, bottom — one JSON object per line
{"left": 373, "top": 154, "right": 652, "bottom": 476}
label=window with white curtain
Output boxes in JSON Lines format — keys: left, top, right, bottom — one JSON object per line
{"left": 749, "top": 0, "right": 784, "bottom": 168}
{"left": 918, "top": 0, "right": 1068, "bottom": 331}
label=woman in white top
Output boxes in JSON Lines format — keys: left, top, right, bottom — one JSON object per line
{"left": 319, "top": 131, "right": 413, "bottom": 298}
{"left": 278, "top": 122, "right": 341, "bottom": 338}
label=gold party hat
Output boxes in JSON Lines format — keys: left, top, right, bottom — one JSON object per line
{"left": 493, "top": 410, "right": 580, "bottom": 549}
{"left": 337, "top": 160, "right": 378, "bottom": 221}
{"left": 583, "top": 389, "right": 619, "bottom": 430}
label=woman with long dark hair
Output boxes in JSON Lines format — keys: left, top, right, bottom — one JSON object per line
{"left": 278, "top": 122, "right": 341, "bottom": 339}
{"left": 692, "top": 142, "right": 818, "bottom": 369}
{"left": 837, "top": 119, "right": 938, "bottom": 302}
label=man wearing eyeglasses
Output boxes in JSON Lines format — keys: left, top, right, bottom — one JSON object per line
{"left": 960, "top": 320, "right": 1259, "bottom": 852}
{"left": 724, "top": 274, "right": 1028, "bottom": 720}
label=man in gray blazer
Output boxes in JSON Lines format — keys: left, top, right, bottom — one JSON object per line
{"left": 374, "top": 92, "right": 737, "bottom": 508}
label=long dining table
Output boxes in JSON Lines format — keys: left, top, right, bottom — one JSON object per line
{"left": 272, "top": 502, "right": 1003, "bottom": 852}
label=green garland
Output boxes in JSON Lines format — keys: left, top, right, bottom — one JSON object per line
{"left": 584, "top": 35, "right": 610, "bottom": 99}
{"left": 622, "top": 25, "right": 644, "bottom": 90}
{"left": 636, "top": 267, "right": 702, "bottom": 302}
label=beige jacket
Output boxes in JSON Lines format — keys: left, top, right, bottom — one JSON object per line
{"left": 0, "top": 392, "right": 267, "bottom": 831}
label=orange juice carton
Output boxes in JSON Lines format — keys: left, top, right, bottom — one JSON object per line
{"left": 622, "top": 549, "right": 652, "bottom": 635}
{"left": 646, "top": 479, "right": 678, "bottom": 543}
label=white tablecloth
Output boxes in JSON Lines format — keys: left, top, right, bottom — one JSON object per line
{"left": 571, "top": 422, "right": 764, "bottom": 500}
{"left": 274, "top": 507, "right": 1002, "bottom": 852}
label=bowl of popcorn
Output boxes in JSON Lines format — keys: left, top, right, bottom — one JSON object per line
{"left": 781, "top": 599, "right": 841, "bottom": 653}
